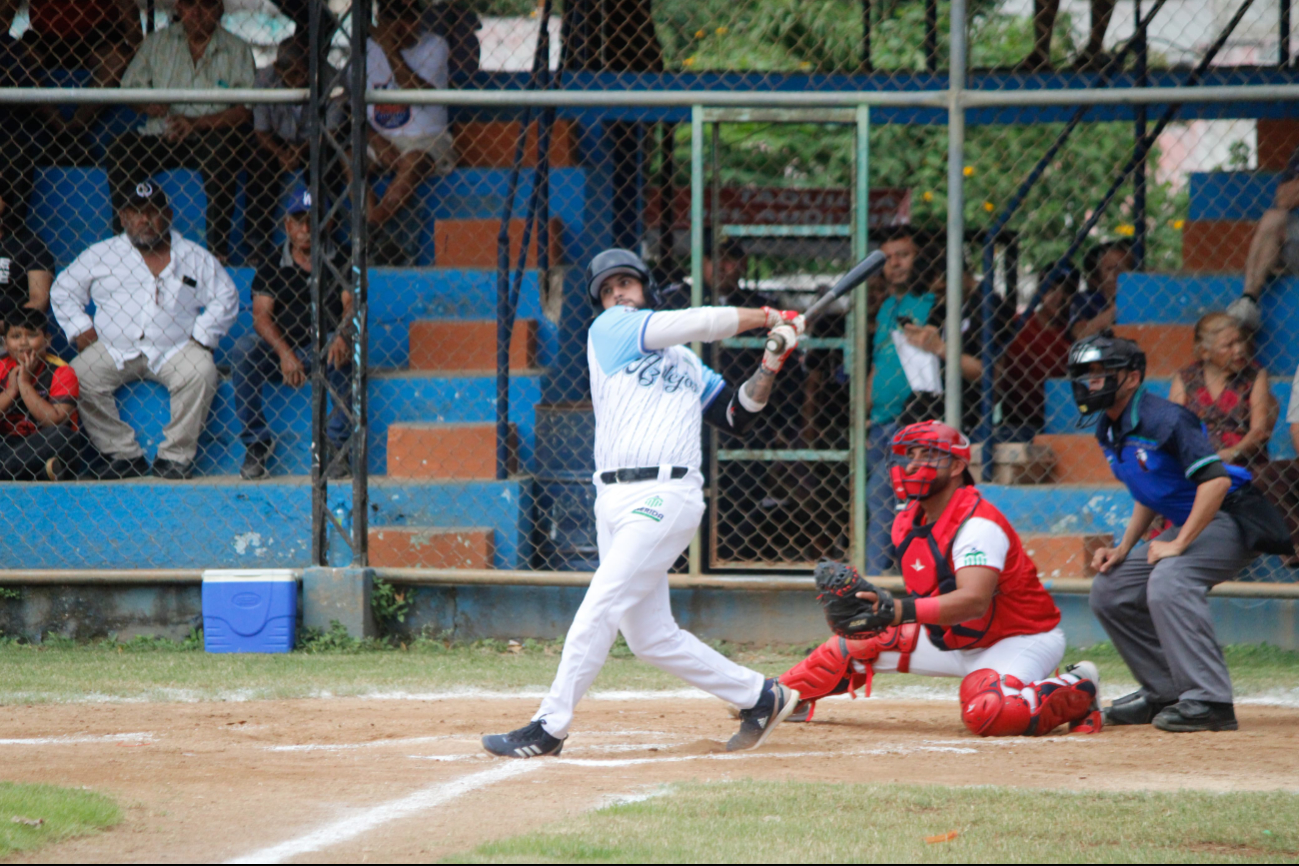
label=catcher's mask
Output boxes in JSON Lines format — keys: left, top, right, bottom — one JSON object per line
{"left": 586, "top": 248, "right": 659, "bottom": 313}
{"left": 889, "top": 420, "right": 972, "bottom": 501}
{"left": 1067, "top": 329, "right": 1146, "bottom": 416}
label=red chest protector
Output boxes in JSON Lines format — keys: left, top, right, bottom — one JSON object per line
{"left": 890, "top": 485, "right": 1061, "bottom": 651}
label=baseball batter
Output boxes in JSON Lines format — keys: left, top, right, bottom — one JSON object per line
{"left": 779, "top": 421, "right": 1103, "bottom": 737}
{"left": 483, "top": 249, "right": 804, "bottom": 758}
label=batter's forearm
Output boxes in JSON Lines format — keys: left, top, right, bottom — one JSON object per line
{"left": 741, "top": 366, "right": 776, "bottom": 409}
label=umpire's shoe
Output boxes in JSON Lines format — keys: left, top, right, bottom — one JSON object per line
{"left": 482, "top": 720, "right": 565, "bottom": 758}
{"left": 727, "top": 679, "right": 799, "bottom": 752}
{"left": 1103, "top": 690, "right": 1176, "bottom": 726}
{"left": 1152, "top": 699, "right": 1238, "bottom": 733}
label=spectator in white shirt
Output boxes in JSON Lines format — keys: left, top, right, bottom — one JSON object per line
{"left": 50, "top": 182, "right": 239, "bottom": 480}
{"left": 365, "top": 0, "right": 456, "bottom": 257}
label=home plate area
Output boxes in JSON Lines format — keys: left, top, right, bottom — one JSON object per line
{"left": 3, "top": 695, "right": 1297, "bottom": 863}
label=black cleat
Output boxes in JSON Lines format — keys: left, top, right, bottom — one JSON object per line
{"left": 101, "top": 456, "right": 150, "bottom": 480}
{"left": 1102, "top": 690, "right": 1176, "bottom": 726}
{"left": 1152, "top": 699, "right": 1238, "bottom": 733}
{"left": 481, "top": 720, "right": 565, "bottom": 758}
{"left": 240, "top": 440, "right": 273, "bottom": 480}
{"left": 727, "top": 678, "right": 799, "bottom": 752}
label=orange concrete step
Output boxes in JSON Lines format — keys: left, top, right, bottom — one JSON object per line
{"left": 452, "top": 119, "right": 579, "bottom": 168}
{"left": 368, "top": 525, "right": 494, "bottom": 569}
{"left": 1258, "top": 119, "right": 1299, "bottom": 171}
{"left": 409, "top": 319, "right": 536, "bottom": 372}
{"left": 1033, "top": 433, "right": 1115, "bottom": 484}
{"left": 1022, "top": 533, "right": 1113, "bottom": 580}
{"left": 1113, "top": 324, "right": 1195, "bottom": 378}
{"left": 1182, "top": 220, "right": 1253, "bottom": 272}
{"left": 434, "top": 217, "right": 563, "bottom": 269}
{"left": 387, "top": 422, "right": 517, "bottom": 479}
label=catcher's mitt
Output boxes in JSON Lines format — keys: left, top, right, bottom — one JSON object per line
{"left": 813, "top": 559, "right": 897, "bottom": 640}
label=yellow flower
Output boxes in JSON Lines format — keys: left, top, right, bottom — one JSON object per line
{"left": 963, "top": 166, "right": 975, "bottom": 177}
{"left": 798, "top": 61, "right": 812, "bottom": 70}
{"left": 983, "top": 201, "right": 994, "bottom": 212}
{"left": 1172, "top": 219, "right": 1185, "bottom": 230}
{"left": 922, "top": 190, "right": 934, "bottom": 202}
{"left": 695, "top": 28, "right": 706, "bottom": 38}
{"left": 715, "top": 26, "right": 728, "bottom": 35}
{"left": 683, "top": 56, "right": 696, "bottom": 67}
{"left": 1116, "top": 223, "right": 1135, "bottom": 237}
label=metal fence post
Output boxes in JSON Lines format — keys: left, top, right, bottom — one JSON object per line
{"left": 851, "top": 104, "right": 870, "bottom": 575}
{"left": 349, "top": 0, "right": 371, "bottom": 566}
{"left": 689, "top": 104, "right": 704, "bottom": 576}
{"left": 944, "top": 0, "right": 967, "bottom": 431}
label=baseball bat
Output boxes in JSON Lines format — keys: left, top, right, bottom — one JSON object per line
{"left": 765, "top": 249, "right": 887, "bottom": 354}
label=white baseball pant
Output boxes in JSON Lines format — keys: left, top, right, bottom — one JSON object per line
{"left": 874, "top": 625, "right": 1067, "bottom": 682}
{"left": 535, "top": 474, "right": 765, "bottom": 738}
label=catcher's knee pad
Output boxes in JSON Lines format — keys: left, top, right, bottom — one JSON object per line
{"left": 1032, "top": 672, "right": 1099, "bottom": 736}
{"left": 960, "top": 669, "right": 1033, "bottom": 737}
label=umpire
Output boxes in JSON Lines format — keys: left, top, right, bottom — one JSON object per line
{"left": 1069, "top": 330, "right": 1285, "bottom": 733}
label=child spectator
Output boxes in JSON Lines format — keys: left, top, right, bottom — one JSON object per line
{"left": 0, "top": 307, "right": 80, "bottom": 480}
{"left": 364, "top": 0, "right": 456, "bottom": 262}
{"left": 1169, "top": 312, "right": 1275, "bottom": 476}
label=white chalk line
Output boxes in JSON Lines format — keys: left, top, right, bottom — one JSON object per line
{"left": 0, "top": 732, "right": 154, "bottom": 746}
{"left": 224, "top": 761, "right": 542, "bottom": 865}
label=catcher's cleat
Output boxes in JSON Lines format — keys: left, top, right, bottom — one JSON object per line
{"left": 1152, "top": 699, "right": 1238, "bottom": 733}
{"left": 1102, "top": 689, "right": 1175, "bottom": 726}
{"left": 481, "top": 720, "right": 565, "bottom": 758}
{"left": 1064, "top": 661, "right": 1103, "bottom": 735}
{"left": 727, "top": 679, "right": 799, "bottom": 752}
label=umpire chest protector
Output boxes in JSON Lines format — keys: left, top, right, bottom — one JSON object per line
{"left": 891, "top": 485, "right": 1060, "bottom": 651}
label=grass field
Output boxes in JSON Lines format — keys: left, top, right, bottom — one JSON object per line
{"left": 448, "top": 781, "right": 1299, "bottom": 864}
{"left": 0, "top": 782, "right": 119, "bottom": 858}
{"left": 0, "top": 634, "right": 1296, "bottom": 704}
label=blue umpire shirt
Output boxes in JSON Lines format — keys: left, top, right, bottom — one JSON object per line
{"left": 1095, "top": 384, "right": 1251, "bottom": 527}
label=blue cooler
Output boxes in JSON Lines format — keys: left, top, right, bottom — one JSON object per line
{"left": 202, "top": 569, "right": 297, "bottom": 653}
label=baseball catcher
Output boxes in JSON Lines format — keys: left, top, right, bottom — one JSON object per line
{"left": 779, "top": 420, "right": 1103, "bottom": 737}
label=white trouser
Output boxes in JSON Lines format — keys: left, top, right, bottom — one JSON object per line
{"left": 874, "top": 626, "right": 1067, "bottom": 684}
{"left": 535, "top": 476, "right": 765, "bottom": 738}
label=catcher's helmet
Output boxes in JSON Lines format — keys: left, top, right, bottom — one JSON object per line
{"left": 586, "top": 248, "right": 660, "bottom": 313}
{"left": 1066, "top": 329, "right": 1146, "bottom": 416}
{"left": 889, "top": 420, "right": 972, "bottom": 501}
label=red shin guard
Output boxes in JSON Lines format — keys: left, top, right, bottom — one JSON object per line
{"left": 779, "top": 624, "right": 922, "bottom": 706}
{"left": 960, "top": 668, "right": 1099, "bottom": 737}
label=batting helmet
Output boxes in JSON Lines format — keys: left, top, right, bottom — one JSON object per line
{"left": 889, "top": 420, "right": 972, "bottom": 501}
{"left": 1066, "top": 328, "right": 1146, "bottom": 416}
{"left": 586, "top": 249, "right": 660, "bottom": 313}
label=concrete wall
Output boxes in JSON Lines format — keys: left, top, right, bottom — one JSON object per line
{"left": 3, "top": 582, "right": 1292, "bottom": 651}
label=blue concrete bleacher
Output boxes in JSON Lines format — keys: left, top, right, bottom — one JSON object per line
{"left": 1187, "top": 170, "right": 1280, "bottom": 222}
{"left": 1, "top": 476, "right": 533, "bottom": 570}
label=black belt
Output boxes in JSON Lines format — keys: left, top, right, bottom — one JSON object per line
{"left": 599, "top": 466, "right": 688, "bottom": 484}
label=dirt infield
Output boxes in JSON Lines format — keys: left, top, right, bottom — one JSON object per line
{"left": 2, "top": 694, "right": 1297, "bottom": 864}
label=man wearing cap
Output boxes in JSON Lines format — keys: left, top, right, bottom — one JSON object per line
{"left": 106, "top": 0, "right": 256, "bottom": 262}
{"left": 245, "top": 34, "right": 344, "bottom": 264}
{"left": 230, "top": 187, "right": 353, "bottom": 480}
{"left": 50, "top": 181, "right": 239, "bottom": 479}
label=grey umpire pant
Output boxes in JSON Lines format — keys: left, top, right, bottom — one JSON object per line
{"left": 1089, "top": 512, "right": 1250, "bottom": 704}
{"left": 71, "top": 340, "right": 219, "bottom": 465}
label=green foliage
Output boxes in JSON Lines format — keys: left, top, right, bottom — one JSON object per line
{"left": 0, "top": 782, "right": 120, "bottom": 858}
{"left": 0, "top": 587, "right": 21, "bottom": 601}
{"left": 371, "top": 577, "right": 413, "bottom": 628}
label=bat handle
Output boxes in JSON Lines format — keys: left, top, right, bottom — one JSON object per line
{"left": 765, "top": 332, "right": 787, "bottom": 355}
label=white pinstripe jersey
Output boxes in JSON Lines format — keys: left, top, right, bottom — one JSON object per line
{"left": 587, "top": 305, "right": 726, "bottom": 475}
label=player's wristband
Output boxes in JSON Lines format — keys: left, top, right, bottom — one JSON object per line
{"left": 897, "top": 597, "right": 941, "bottom": 625}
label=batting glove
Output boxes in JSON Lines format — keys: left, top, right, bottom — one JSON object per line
{"left": 762, "top": 306, "right": 806, "bottom": 336}
{"left": 762, "top": 324, "right": 799, "bottom": 374}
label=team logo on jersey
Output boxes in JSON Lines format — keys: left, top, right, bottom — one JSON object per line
{"left": 624, "top": 355, "right": 699, "bottom": 394}
{"left": 632, "top": 496, "right": 666, "bottom": 522}
{"left": 958, "top": 550, "right": 988, "bottom": 568}
{"left": 644, "top": 495, "right": 663, "bottom": 507}
{"left": 1136, "top": 447, "right": 1149, "bottom": 471}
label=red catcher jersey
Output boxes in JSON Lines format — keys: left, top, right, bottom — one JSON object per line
{"left": 891, "top": 485, "right": 1060, "bottom": 650}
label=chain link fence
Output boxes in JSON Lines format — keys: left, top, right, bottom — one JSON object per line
{"left": 0, "top": 0, "right": 1296, "bottom": 586}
